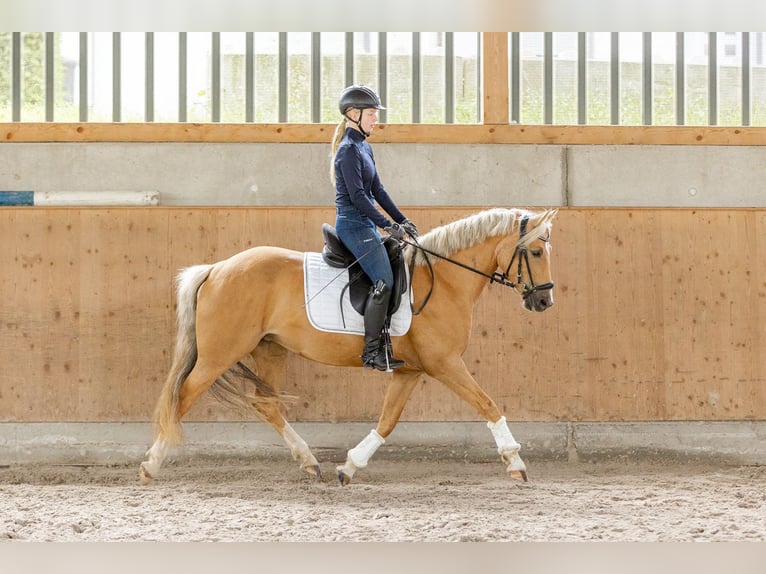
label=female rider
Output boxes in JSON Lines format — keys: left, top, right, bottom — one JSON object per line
{"left": 329, "top": 85, "right": 418, "bottom": 371}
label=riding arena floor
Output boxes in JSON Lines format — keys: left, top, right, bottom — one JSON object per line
{"left": 1, "top": 448, "right": 765, "bottom": 543}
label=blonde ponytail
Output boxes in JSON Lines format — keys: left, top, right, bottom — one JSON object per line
{"left": 329, "top": 118, "right": 346, "bottom": 185}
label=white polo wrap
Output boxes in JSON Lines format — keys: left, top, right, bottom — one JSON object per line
{"left": 348, "top": 429, "right": 385, "bottom": 469}
{"left": 487, "top": 416, "right": 520, "bottom": 452}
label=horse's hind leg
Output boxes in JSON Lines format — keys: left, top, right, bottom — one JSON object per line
{"left": 140, "top": 359, "right": 232, "bottom": 485}
{"left": 140, "top": 436, "right": 169, "bottom": 485}
{"left": 251, "top": 340, "right": 321, "bottom": 478}
{"left": 337, "top": 369, "right": 422, "bottom": 485}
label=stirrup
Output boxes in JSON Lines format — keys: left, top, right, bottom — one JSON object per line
{"left": 380, "top": 342, "right": 405, "bottom": 371}
{"left": 361, "top": 347, "right": 404, "bottom": 372}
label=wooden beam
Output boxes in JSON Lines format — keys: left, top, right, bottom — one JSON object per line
{"left": 3, "top": 122, "right": 766, "bottom": 146}
{"left": 482, "top": 32, "right": 509, "bottom": 125}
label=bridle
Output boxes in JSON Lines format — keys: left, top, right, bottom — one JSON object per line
{"left": 492, "top": 216, "right": 554, "bottom": 300}
{"left": 403, "top": 216, "right": 554, "bottom": 314}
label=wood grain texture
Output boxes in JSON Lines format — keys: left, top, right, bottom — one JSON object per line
{"left": 482, "top": 32, "right": 509, "bottom": 125}
{"left": 4, "top": 122, "right": 766, "bottom": 145}
{"left": 1, "top": 207, "right": 764, "bottom": 423}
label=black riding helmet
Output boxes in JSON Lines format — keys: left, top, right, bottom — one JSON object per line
{"left": 338, "top": 85, "right": 385, "bottom": 137}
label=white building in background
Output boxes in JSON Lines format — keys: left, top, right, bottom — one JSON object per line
{"left": 56, "top": 32, "right": 766, "bottom": 121}
{"left": 519, "top": 32, "right": 766, "bottom": 66}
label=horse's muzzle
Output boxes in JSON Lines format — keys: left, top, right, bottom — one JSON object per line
{"left": 523, "top": 284, "right": 554, "bottom": 312}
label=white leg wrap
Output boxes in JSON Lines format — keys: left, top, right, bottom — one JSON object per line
{"left": 347, "top": 429, "right": 385, "bottom": 469}
{"left": 487, "top": 416, "right": 520, "bottom": 455}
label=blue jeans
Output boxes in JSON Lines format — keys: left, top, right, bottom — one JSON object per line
{"left": 335, "top": 206, "right": 393, "bottom": 289}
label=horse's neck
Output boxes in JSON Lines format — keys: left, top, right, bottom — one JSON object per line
{"left": 431, "top": 238, "right": 502, "bottom": 303}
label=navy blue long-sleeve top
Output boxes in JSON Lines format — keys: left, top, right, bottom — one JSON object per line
{"left": 334, "top": 127, "right": 406, "bottom": 229}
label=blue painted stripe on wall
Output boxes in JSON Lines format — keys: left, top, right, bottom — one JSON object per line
{"left": 0, "top": 191, "right": 35, "bottom": 206}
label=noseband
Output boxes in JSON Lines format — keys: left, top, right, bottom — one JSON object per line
{"left": 491, "top": 216, "right": 555, "bottom": 302}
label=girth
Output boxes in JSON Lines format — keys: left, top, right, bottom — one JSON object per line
{"left": 321, "top": 223, "right": 407, "bottom": 316}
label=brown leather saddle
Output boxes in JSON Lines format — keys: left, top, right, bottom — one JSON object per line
{"left": 320, "top": 223, "right": 407, "bottom": 316}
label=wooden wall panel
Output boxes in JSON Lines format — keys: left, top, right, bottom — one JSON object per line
{"left": 1, "top": 207, "right": 765, "bottom": 423}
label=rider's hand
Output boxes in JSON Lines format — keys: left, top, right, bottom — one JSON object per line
{"left": 401, "top": 219, "right": 418, "bottom": 237}
{"left": 384, "top": 222, "right": 405, "bottom": 240}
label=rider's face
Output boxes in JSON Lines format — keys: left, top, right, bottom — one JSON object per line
{"left": 349, "top": 108, "right": 379, "bottom": 133}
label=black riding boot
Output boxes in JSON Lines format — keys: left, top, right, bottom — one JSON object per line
{"left": 361, "top": 280, "right": 405, "bottom": 371}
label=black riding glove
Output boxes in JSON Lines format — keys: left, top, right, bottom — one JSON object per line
{"left": 384, "top": 222, "right": 405, "bottom": 240}
{"left": 401, "top": 219, "right": 418, "bottom": 237}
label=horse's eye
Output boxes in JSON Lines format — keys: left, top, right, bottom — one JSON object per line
{"left": 531, "top": 249, "right": 543, "bottom": 258}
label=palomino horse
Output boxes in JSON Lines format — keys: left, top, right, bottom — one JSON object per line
{"left": 139, "top": 207, "right": 556, "bottom": 485}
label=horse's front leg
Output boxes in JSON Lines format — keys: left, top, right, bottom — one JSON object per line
{"left": 337, "top": 369, "right": 422, "bottom": 485}
{"left": 487, "top": 415, "right": 527, "bottom": 482}
{"left": 427, "top": 357, "right": 528, "bottom": 482}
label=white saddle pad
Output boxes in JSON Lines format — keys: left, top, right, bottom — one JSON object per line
{"left": 303, "top": 252, "right": 412, "bottom": 336}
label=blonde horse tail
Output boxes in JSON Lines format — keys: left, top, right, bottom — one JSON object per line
{"left": 154, "top": 264, "right": 213, "bottom": 446}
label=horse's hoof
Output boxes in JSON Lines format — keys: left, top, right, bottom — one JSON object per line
{"left": 304, "top": 464, "right": 322, "bottom": 479}
{"left": 337, "top": 471, "right": 351, "bottom": 486}
{"left": 508, "top": 469, "right": 528, "bottom": 482}
{"left": 139, "top": 464, "right": 153, "bottom": 486}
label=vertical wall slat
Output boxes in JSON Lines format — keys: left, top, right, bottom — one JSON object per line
{"left": 510, "top": 32, "right": 519, "bottom": 123}
{"left": 544, "top": 32, "right": 553, "bottom": 124}
{"left": 742, "top": 32, "right": 751, "bottom": 126}
{"left": 112, "top": 32, "right": 121, "bottom": 122}
{"left": 577, "top": 32, "right": 586, "bottom": 125}
{"left": 476, "top": 33, "right": 483, "bottom": 123}
{"left": 610, "top": 32, "right": 619, "bottom": 125}
{"left": 211, "top": 32, "right": 220, "bottom": 122}
{"left": 145, "top": 32, "right": 154, "bottom": 122}
{"left": 178, "top": 32, "right": 187, "bottom": 122}
{"left": 278, "top": 32, "right": 287, "bottom": 123}
{"left": 643, "top": 32, "right": 652, "bottom": 125}
{"left": 445, "top": 32, "right": 454, "bottom": 124}
{"left": 412, "top": 32, "right": 421, "bottom": 123}
{"left": 12, "top": 32, "right": 21, "bottom": 122}
{"left": 676, "top": 32, "right": 685, "bottom": 125}
{"left": 378, "top": 33, "right": 387, "bottom": 123}
{"left": 311, "top": 32, "right": 321, "bottom": 123}
{"left": 45, "top": 32, "right": 54, "bottom": 122}
{"left": 246, "top": 32, "right": 254, "bottom": 123}
{"left": 709, "top": 32, "right": 717, "bottom": 126}
{"left": 483, "top": 32, "right": 509, "bottom": 125}
{"left": 345, "top": 32, "right": 354, "bottom": 87}
{"left": 79, "top": 32, "right": 88, "bottom": 122}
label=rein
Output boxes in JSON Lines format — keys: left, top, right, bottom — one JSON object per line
{"left": 403, "top": 216, "right": 554, "bottom": 314}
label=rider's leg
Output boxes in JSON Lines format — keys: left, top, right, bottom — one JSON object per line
{"left": 361, "top": 280, "right": 405, "bottom": 371}
{"left": 336, "top": 214, "right": 404, "bottom": 371}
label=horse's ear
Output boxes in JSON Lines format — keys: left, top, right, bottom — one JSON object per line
{"left": 543, "top": 209, "right": 558, "bottom": 227}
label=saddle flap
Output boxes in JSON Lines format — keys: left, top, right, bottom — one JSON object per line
{"left": 303, "top": 252, "right": 412, "bottom": 336}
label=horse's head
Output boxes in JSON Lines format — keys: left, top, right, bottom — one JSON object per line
{"left": 496, "top": 210, "right": 556, "bottom": 312}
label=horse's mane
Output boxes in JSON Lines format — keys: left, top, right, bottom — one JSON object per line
{"left": 409, "top": 208, "right": 556, "bottom": 266}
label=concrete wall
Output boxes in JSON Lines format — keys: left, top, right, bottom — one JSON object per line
{"left": 4, "top": 421, "right": 766, "bottom": 465}
{"left": 3, "top": 142, "right": 765, "bottom": 207}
